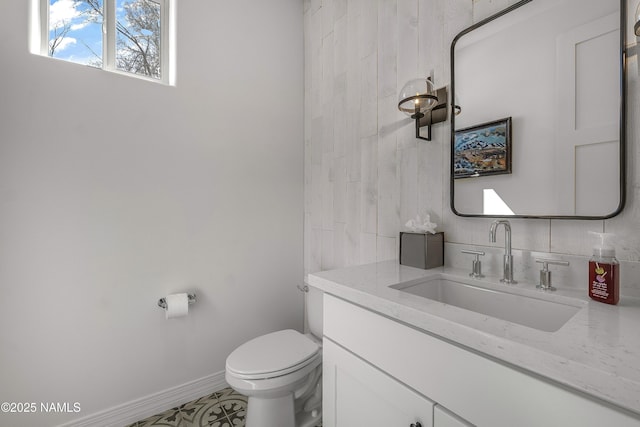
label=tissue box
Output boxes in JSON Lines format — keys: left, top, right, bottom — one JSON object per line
{"left": 399, "top": 232, "right": 444, "bottom": 269}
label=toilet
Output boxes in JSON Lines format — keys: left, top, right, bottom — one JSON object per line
{"left": 225, "top": 285, "right": 323, "bottom": 427}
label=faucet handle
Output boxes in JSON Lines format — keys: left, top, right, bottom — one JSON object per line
{"left": 461, "top": 249, "right": 485, "bottom": 278}
{"left": 535, "top": 258, "right": 569, "bottom": 291}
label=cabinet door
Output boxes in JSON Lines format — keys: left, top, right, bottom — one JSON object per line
{"left": 434, "top": 405, "right": 473, "bottom": 427}
{"left": 323, "top": 338, "right": 433, "bottom": 427}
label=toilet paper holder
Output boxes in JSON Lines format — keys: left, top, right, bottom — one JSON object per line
{"left": 158, "top": 293, "right": 197, "bottom": 310}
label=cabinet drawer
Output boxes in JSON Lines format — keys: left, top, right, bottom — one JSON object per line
{"left": 324, "top": 294, "right": 640, "bottom": 427}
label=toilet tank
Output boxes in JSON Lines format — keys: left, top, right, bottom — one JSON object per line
{"left": 306, "top": 285, "right": 323, "bottom": 339}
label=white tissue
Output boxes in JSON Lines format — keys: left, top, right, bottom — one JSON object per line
{"left": 165, "top": 293, "right": 189, "bottom": 319}
{"left": 405, "top": 213, "right": 437, "bottom": 234}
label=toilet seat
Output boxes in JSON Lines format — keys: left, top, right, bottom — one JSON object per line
{"left": 226, "top": 329, "right": 320, "bottom": 380}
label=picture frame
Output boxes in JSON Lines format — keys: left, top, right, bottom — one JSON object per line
{"left": 454, "top": 117, "right": 512, "bottom": 179}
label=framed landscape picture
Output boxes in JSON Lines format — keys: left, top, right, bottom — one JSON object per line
{"left": 454, "top": 117, "right": 512, "bottom": 179}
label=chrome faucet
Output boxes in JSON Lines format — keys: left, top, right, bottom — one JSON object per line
{"left": 489, "top": 220, "right": 516, "bottom": 284}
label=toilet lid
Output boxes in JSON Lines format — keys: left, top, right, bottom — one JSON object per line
{"left": 226, "top": 329, "right": 320, "bottom": 379}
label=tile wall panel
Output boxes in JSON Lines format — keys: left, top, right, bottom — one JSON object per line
{"left": 304, "top": 0, "right": 640, "bottom": 296}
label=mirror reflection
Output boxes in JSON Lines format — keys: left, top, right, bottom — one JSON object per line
{"left": 451, "top": 0, "right": 625, "bottom": 218}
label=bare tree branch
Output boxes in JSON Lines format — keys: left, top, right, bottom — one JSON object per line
{"left": 49, "top": 20, "right": 73, "bottom": 56}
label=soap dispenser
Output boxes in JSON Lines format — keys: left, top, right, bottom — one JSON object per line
{"left": 588, "top": 232, "right": 619, "bottom": 305}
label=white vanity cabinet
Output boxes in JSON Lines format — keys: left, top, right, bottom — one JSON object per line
{"left": 323, "top": 339, "right": 433, "bottom": 427}
{"left": 322, "top": 294, "right": 640, "bottom": 427}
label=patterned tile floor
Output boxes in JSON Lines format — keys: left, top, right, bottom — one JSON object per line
{"left": 128, "top": 387, "right": 322, "bottom": 427}
{"left": 127, "top": 388, "right": 248, "bottom": 427}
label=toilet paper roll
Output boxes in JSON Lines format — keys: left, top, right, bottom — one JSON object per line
{"left": 165, "top": 293, "right": 189, "bottom": 319}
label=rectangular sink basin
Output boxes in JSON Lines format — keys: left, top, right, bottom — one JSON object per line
{"left": 391, "top": 276, "right": 583, "bottom": 332}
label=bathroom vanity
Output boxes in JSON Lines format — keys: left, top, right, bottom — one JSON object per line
{"left": 308, "top": 261, "right": 640, "bottom": 427}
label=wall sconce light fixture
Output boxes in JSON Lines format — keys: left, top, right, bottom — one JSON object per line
{"left": 635, "top": 2, "right": 640, "bottom": 36}
{"left": 398, "top": 77, "right": 449, "bottom": 141}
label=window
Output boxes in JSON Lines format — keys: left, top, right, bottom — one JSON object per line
{"left": 33, "top": 0, "right": 173, "bottom": 84}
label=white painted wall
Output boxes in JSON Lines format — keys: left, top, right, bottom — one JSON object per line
{"left": 303, "top": 0, "right": 640, "bottom": 292}
{"left": 0, "top": 0, "right": 303, "bottom": 426}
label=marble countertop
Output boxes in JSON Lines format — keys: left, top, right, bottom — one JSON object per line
{"left": 307, "top": 260, "right": 640, "bottom": 416}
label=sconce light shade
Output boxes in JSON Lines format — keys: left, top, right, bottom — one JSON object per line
{"left": 398, "top": 78, "right": 438, "bottom": 117}
{"left": 398, "top": 77, "right": 441, "bottom": 141}
{"left": 635, "top": 2, "right": 640, "bottom": 36}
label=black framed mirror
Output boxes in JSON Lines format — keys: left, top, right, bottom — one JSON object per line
{"left": 450, "top": 0, "right": 626, "bottom": 219}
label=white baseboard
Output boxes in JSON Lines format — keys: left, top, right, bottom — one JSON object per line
{"left": 57, "top": 371, "right": 228, "bottom": 427}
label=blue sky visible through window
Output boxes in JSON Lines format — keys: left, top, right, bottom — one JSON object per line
{"left": 48, "top": 0, "right": 162, "bottom": 79}
{"left": 49, "top": 0, "right": 103, "bottom": 66}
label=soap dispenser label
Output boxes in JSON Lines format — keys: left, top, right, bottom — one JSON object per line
{"left": 588, "top": 261, "right": 619, "bottom": 305}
